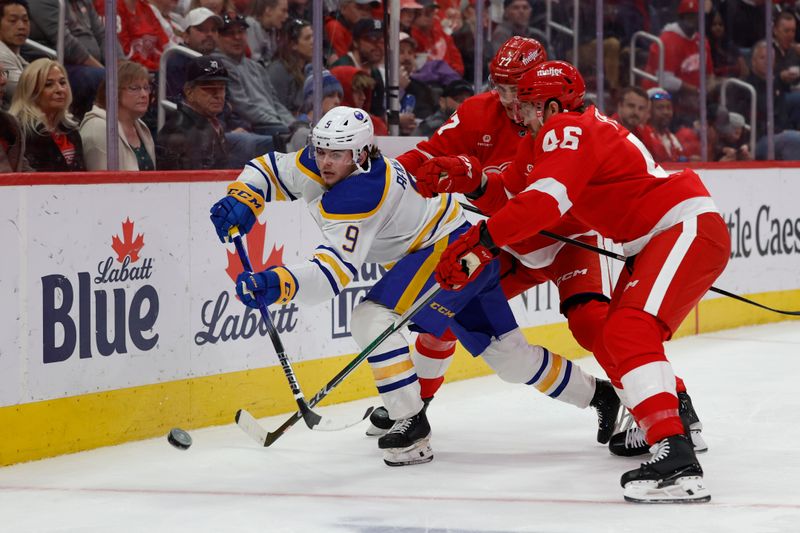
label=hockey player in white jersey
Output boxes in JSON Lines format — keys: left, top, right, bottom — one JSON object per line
{"left": 210, "top": 106, "right": 609, "bottom": 466}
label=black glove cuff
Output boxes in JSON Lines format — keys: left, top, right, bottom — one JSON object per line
{"left": 464, "top": 180, "right": 487, "bottom": 200}
{"left": 478, "top": 221, "right": 500, "bottom": 255}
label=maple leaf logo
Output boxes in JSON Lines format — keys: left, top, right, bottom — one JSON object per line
{"left": 225, "top": 220, "right": 285, "bottom": 282}
{"left": 111, "top": 218, "right": 145, "bottom": 263}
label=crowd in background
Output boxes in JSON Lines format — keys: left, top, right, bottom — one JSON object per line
{"left": 3, "top": 0, "right": 800, "bottom": 173}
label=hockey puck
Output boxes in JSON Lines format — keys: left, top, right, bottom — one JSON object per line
{"left": 167, "top": 428, "right": 192, "bottom": 450}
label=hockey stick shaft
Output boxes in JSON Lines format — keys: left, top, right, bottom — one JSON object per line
{"left": 261, "top": 282, "right": 443, "bottom": 446}
{"left": 459, "top": 202, "right": 800, "bottom": 316}
{"left": 230, "top": 231, "right": 322, "bottom": 428}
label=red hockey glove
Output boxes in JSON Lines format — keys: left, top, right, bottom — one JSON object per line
{"left": 414, "top": 155, "right": 484, "bottom": 198}
{"left": 435, "top": 221, "right": 499, "bottom": 291}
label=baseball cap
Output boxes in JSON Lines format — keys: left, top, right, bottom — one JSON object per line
{"left": 183, "top": 7, "right": 222, "bottom": 31}
{"left": 443, "top": 79, "right": 474, "bottom": 99}
{"left": 185, "top": 56, "right": 229, "bottom": 84}
{"left": 678, "top": 0, "right": 698, "bottom": 15}
{"left": 400, "top": 0, "right": 424, "bottom": 8}
{"left": 220, "top": 12, "right": 249, "bottom": 32}
{"left": 647, "top": 87, "right": 671, "bottom": 101}
{"left": 353, "top": 18, "right": 383, "bottom": 40}
{"left": 352, "top": 0, "right": 380, "bottom": 5}
{"left": 399, "top": 31, "right": 417, "bottom": 47}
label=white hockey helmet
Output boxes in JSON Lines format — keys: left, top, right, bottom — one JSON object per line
{"left": 311, "top": 106, "right": 375, "bottom": 167}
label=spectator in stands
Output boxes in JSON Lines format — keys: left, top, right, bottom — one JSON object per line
{"left": 413, "top": 78, "right": 473, "bottom": 137}
{"left": 157, "top": 55, "right": 229, "bottom": 169}
{"left": 118, "top": 0, "right": 173, "bottom": 72}
{"left": 411, "top": 0, "right": 464, "bottom": 76}
{"left": 773, "top": 11, "right": 800, "bottom": 95}
{"left": 707, "top": 7, "right": 747, "bottom": 80}
{"left": 0, "top": 65, "right": 31, "bottom": 171}
{"left": 166, "top": 7, "right": 222, "bottom": 101}
{"left": 212, "top": 12, "right": 294, "bottom": 137}
{"left": 324, "top": 0, "right": 375, "bottom": 62}
{"left": 285, "top": 68, "right": 342, "bottom": 151}
{"left": 644, "top": 0, "right": 715, "bottom": 127}
{"left": 399, "top": 31, "right": 436, "bottom": 120}
{"left": 490, "top": 0, "right": 548, "bottom": 58}
{"left": 331, "top": 18, "right": 386, "bottom": 117}
{"left": 714, "top": 108, "right": 753, "bottom": 161}
{"left": 189, "top": 0, "right": 235, "bottom": 17}
{"left": 399, "top": 0, "right": 422, "bottom": 34}
{"left": 613, "top": 86, "right": 649, "bottom": 141}
{"left": 330, "top": 64, "right": 387, "bottom": 134}
{"left": 28, "top": 0, "right": 105, "bottom": 119}
{"left": 266, "top": 18, "right": 310, "bottom": 114}
{"left": 246, "top": 0, "right": 289, "bottom": 64}
{"left": 79, "top": 61, "right": 156, "bottom": 171}
{"left": 639, "top": 87, "right": 689, "bottom": 163}
{"left": 730, "top": 39, "right": 800, "bottom": 160}
{"left": 0, "top": 0, "right": 29, "bottom": 109}
{"left": 10, "top": 58, "right": 85, "bottom": 171}
{"left": 723, "top": 0, "right": 766, "bottom": 50}
{"left": 287, "top": 0, "right": 308, "bottom": 21}
{"left": 451, "top": 0, "right": 491, "bottom": 83}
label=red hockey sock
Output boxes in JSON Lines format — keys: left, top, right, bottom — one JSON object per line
{"left": 631, "top": 392, "right": 683, "bottom": 444}
{"left": 566, "top": 299, "right": 619, "bottom": 383}
{"left": 414, "top": 330, "right": 457, "bottom": 399}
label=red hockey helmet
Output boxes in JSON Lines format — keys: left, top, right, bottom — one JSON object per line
{"left": 517, "top": 60, "right": 585, "bottom": 111}
{"left": 489, "top": 36, "right": 547, "bottom": 85}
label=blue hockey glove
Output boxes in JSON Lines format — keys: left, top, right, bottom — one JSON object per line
{"left": 210, "top": 182, "right": 265, "bottom": 242}
{"left": 236, "top": 267, "right": 298, "bottom": 308}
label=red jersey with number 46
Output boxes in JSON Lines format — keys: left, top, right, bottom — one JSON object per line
{"left": 398, "top": 92, "right": 595, "bottom": 268}
{"left": 484, "top": 106, "right": 719, "bottom": 256}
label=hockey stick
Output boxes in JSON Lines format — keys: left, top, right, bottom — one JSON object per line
{"left": 230, "top": 230, "right": 373, "bottom": 433}
{"left": 459, "top": 202, "right": 800, "bottom": 316}
{"left": 236, "top": 282, "right": 444, "bottom": 447}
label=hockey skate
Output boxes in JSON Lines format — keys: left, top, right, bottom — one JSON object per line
{"left": 378, "top": 409, "right": 433, "bottom": 467}
{"left": 621, "top": 434, "right": 711, "bottom": 503}
{"left": 609, "top": 392, "right": 708, "bottom": 457}
{"left": 589, "top": 380, "right": 621, "bottom": 444}
{"left": 366, "top": 397, "right": 432, "bottom": 437}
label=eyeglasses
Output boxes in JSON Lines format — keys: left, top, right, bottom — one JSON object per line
{"left": 124, "top": 85, "right": 152, "bottom": 94}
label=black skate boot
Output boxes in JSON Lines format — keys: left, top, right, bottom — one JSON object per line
{"left": 621, "top": 433, "right": 710, "bottom": 503}
{"left": 378, "top": 409, "right": 433, "bottom": 467}
{"left": 366, "top": 397, "right": 432, "bottom": 437}
{"left": 609, "top": 392, "right": 708, "bottom": 457}
{"left": 590, "top": 380, "right": 621, "bottom": 444}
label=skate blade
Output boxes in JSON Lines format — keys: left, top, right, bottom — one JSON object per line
{"left": 623, "top": 476, "right": 711, "bottom": 503}
{"left": 382, "top": 438, "right": 433, "bottom": 467}
{"left": 365, "top": 423, "right": 389, "bottom": 437}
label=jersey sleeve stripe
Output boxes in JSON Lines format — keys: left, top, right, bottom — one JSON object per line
{"left": 254, "top": 156, "right": 286, "bottom": 201}
{"left": 314, "top": 252, "right": 352, "bottom": 287}
{"left": 295, "top": 150, "right": 325, "bottom": 186}
{"left": 317, "top": 244, "right": 358, "bottom": 277}
{"left": 268, "top": 151, "right": 297, "bottom": 200}
{"left": 394, "top": 235, "right": 448, "bottom": 315}
{"left": 406, "top": 194, "right": 450, "bottom": 253}
{"left": 310, "top": 257, "right": 341, "bottom": 295}
{"left": 318, "top": 160, "right": 391, "bottom": 220}
{"left": 522, "top": 177, "right": 573, "bottom": 214}
{"left": 244, "top": 162, "right": 273, "bottom": 200}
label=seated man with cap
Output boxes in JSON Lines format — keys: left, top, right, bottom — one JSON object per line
{"left": 166, "top": 7, "right": 222, "bottom": 102}
{"left": 212, "top": 12, "right": 295, "bottom": 138}
{"left": 157, "top": 56, "right": 230, "bottom": 170}
{"left": 331, "top": 18, "right": 386, "bottom": 117}
{"left": 413, "top": 78, "right": 473, "bottom": 137}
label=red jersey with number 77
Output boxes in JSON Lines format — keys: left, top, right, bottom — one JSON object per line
{"left": 484, "top": 106, "right": 719, "bottom": 256}
{"left": 398, "top": 91, "right": 596, "bottom": 268}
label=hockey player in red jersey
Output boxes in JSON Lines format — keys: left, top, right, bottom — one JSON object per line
{"left": 379, "top": 36, "right": 622, "bottom": 444}
{"left": 434, "top": 60, "right": 730, "bottom": 503}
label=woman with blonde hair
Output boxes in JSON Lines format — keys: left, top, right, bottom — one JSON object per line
{"left": 79, "top": 61, "right": 156, "bottom": 171}
{"left": 10, "top": 58, "right": 86, "bottom": 172}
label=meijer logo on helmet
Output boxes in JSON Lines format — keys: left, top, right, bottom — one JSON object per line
{"left": 538, "top": 67, "right": 563, "bottom": 77}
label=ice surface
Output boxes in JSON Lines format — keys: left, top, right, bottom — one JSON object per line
{"left": 1, "top": 322, "right": 798, "bottom": 533}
